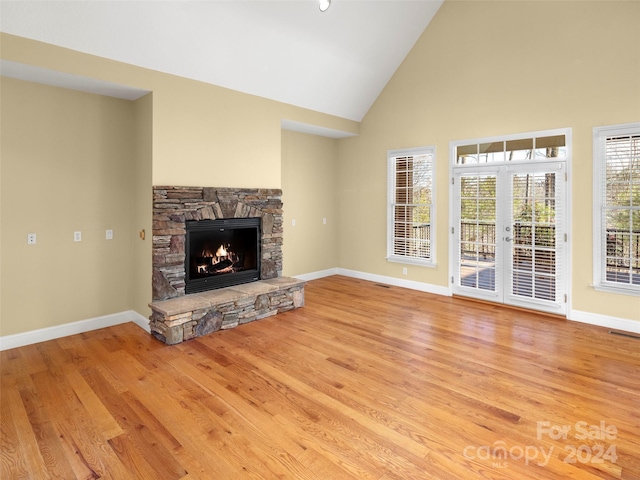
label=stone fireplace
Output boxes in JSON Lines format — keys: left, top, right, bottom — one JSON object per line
{"left": 152, "top": 186, "right": 284, "bottom": 300}
{"left": 149, "top": 186, "right": 304, "bottom": 344}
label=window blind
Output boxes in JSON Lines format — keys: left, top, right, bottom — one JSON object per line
{"left": 593, "top": 124, "right": 640, "bottom": 293}
{"left": 388, "top": 149, "right": 434, "bottom": 264}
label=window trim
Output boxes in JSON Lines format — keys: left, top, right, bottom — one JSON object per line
{"left": 592, "top": 122, "right": 640, "bottom": 296}
{"left": 387, "top": 146, "right": 436, "bottom": 267}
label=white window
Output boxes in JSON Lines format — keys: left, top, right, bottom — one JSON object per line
{"left": 450, "top": 128, "right": 570, "bottom": 315}
{"left": 387, "top": 147, "right": 435, "bottom": 266}
{"left": 593, "top": 123, "right": 640, "bottom": 295}
{"left": 456, "top": 134, "right": 567, "bottom": 164}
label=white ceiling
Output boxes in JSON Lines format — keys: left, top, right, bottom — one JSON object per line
{"left": 0, "top": 0, "right": 442, "bottom": 122}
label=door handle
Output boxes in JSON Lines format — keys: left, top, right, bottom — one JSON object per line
{"left": 505, "top": 237, "right": 513, "bottom": 242}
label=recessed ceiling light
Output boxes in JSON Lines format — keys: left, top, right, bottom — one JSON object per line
{"left": 319, "top": 0, "right": 331, "bottom": 13}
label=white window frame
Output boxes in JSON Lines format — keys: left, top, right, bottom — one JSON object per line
{"left": 387, "top": 146, "right": 436, "bottom": 267}
{"left": 592, "top": 122, "right": 640, "bottom": 296}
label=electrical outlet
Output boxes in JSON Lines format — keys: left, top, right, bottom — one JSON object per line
{"left": 27, "top": 233, "right": 37, "bottom": 245}
{"left": 106, "top": 229, "right": 113, "bottom": 240}
{"left": 323, "top": 218, "right": 327, "bottom": 224}
{"left": 74, "top": 231, "right": 82, "bottom": 242}
{"left": 292, "top": 219, "right": 296, "bottom": 226}
{"left": 402, "top": 267, "right": 408, "bottom": 275}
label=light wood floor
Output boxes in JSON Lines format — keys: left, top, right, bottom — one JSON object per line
{"left": 2, "top": 276, "right": 639, "bottom": 479}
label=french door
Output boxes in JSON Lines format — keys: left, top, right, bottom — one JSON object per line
{"left": 452, "top": 162, "right": 567, "bottom": 314}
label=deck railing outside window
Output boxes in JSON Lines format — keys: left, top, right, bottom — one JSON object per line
{"left": 413, "top": 223, "right": 639, "bottom": 283}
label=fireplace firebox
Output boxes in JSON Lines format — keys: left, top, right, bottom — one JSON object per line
{"left": 185, "top": 217, "right": 261, "bottom": 294}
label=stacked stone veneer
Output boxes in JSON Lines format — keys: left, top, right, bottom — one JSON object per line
{"left": 152, "top": 186, "right": 284, "bottom": 300}
{"left": 150, "top": 186, "right": 304, "bottom": 345}
{"left": 149, "top": 276, "right": 305, "bottom": 345}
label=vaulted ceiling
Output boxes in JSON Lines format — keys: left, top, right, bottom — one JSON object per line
{"left": 0, "top": 0, "right": 443, "bottom": 122}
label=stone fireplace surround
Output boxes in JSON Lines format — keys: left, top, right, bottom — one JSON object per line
{"left": 149, "top": 186, "right": 304, "bottom": 344}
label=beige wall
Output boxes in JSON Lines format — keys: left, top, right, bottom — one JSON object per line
{"left": 1, "top": 0, "right": 638, "bottom": 338}
{"left": 0, "top": 78, "right": 137, "bottom": 335}
{"left": 0, "top": 33, "right": 357, "bottom": 337}
{"left": 149, "top": 74, "right": 282, "bottom": 188}
{"left": 338, "top": 0, "right": 640, "bottom": 321}
{"left": 132, "top": 93, "right": 153, "bottom": 318}
{"left": 0, "top": 34, "right": 359, "bottom": 189}
{"left": 281, "top": 130, "right": 339, "bottom": 276}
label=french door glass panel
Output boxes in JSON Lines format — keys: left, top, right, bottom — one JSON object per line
{"left": 458, "top": 174, "right": 499, "bottom": 295}
{"left": 506, "top": 164, "right": 564, "bottom": 311}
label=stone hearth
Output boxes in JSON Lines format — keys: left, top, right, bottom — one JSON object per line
{"left": 150, "top": 186, "right": 304, "bottom": 344}
{"left": 149, "top": 277, "right": 305, "bottom": 345}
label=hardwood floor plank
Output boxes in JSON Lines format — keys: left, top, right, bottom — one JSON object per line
{"left": 229, "top": 348, "right": 436, "bottom": 468}
{"left": 168, "top": 352, "right": 354, "bottom": 480}
{"left": 29, "top": 369, "right": 102, "bottom": 480}
{"left": 107, "top": 432, "right": 168, "bottom": 480}
{"left": 80, "top": 367, "right": 188, "bottom": 479}
{"left": 230, "top": 336, "right": 439, "bottom": 470}
{"left": 113, "top": 365, "right": 247, "bottom": 477}
{"left": 62, "top": 365, "right": 124, "bottom": 440}
{"left": 119, "top": 390, "right": 183, "bottom": 452}
{"left": 2, "top": 275, "right": 638, "bottom": 479}
{"left": 19, "top": 386, "right": 78, "bottom": 479}
{"left": 1, "top": 387, "right": 45, "bottom": 480}
{"left": 1, "top": 347, "right": 40, "bottom": 392}
{"left": 161, "top": 359, "right": 301, "bottom": 479}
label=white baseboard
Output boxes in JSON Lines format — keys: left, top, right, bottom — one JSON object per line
{"left": 0, "top": 310, "right": 150, "bottom": 351}
{"left": 4, "top": 281, "right": 636, "bottom": 351}
{"left": 294, "top": 268, "right": 340, "bottom": 282}
{"left": 296, "top": 267, "right": 451, "bottom": 297}
{"left": 297, "top": 268, "right": 640, "bottom": 334}
{"left": 568, "top": 309, "right": 640, "bottom": 334}
{"left": 337, "top": 268, "right": 452, "bottom": 296}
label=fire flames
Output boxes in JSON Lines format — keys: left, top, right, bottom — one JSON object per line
{"left": 196, "top": 244, "right": 240, "bottom": 275}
